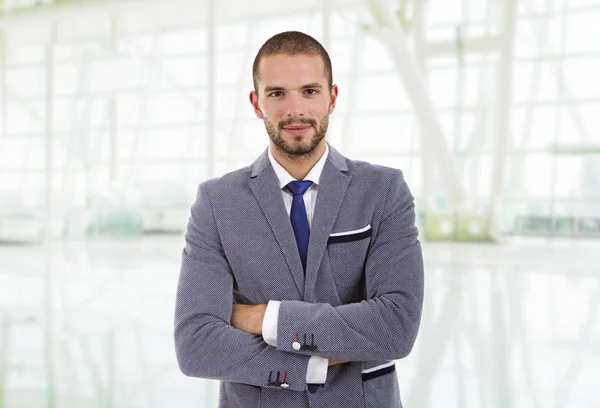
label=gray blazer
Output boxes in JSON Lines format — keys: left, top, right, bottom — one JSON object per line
{"left": 174, "top": 143, "right": 424, "bottom": 408}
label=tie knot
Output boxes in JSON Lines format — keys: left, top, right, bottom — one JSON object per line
{"left": 286, "top": 180, "right": 313, "bottom": 196}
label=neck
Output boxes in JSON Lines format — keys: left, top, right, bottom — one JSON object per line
{"left": 270, "top": 140, "right": 326, "bottom": 180}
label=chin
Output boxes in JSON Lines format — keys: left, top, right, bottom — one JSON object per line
{"left": 292, "top": 143, "right": 320, "bottom": 156}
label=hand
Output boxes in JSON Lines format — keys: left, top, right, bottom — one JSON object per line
{"left": 328, "top": 359, "right": 345, "bottom": 367}
{"left": 230, "top": 304, "right": 267, "bottom": 336}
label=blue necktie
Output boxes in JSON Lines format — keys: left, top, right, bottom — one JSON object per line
{"left": 286, "top": 180, "right": 313, "bottom": 272}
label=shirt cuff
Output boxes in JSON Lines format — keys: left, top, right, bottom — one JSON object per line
{"left": 306, "top": 356, "right": 328, "bottom": 384}
{"left": 262, "top": 300, "right": 281, "bottom": 347}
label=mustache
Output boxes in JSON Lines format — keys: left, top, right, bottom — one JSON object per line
{"left": 278, "top": 118, "right": 316, "bottom": 130}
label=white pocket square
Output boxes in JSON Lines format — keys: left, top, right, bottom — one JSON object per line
{"left": 328, "top": 225, "right": 372, "bottom": 244}
{"left": 329, "top": 224, "right": 371, "bottom": 237}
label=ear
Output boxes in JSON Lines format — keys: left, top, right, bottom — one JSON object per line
{"left": 328, "top": 85, "right": 339, "bottom": 115}
{"left": 249, "top": 90, "right": 264, "bottom": 119}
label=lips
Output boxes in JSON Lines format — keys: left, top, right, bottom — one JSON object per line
{"left": 283, "top": 124, "right": 312, "bottom": 136}
{"left": 284, "top": 125, "right": 311, "bottom": 130}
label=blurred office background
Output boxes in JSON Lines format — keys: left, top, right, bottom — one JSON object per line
{"left": 0, "top": 0, "right": 599, "bottom": 406}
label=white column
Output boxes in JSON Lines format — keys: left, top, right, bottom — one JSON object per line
{"left": 412, "top": 0, "right": 435, "bottom": 213}
{"left": 0, "top": 29, "right": 6, "bottom": 140}
{"left": 339, "top": 32, "right": 363, "bottom": 155}
{"left": 109, "top": 15, "right": 118, "bottom": 183}
{"left": 322, "top": 0, "right": 331, "bottom": 50}
{"left": 206, "top": 0, "right": 217, "bottom": 178}
{"left": 44, "top": 22, "right": 57, "bottom": 408}
{"left": 44, "top": 23, "right": 56, "bottom": 237}
{"left": 489, "top": 0, "right": 517, "bottom": 238}
{"left": 109, "top": 97, "right": 117, "bottom": 183}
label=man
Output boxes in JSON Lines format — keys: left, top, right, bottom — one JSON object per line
{"left": 174, "top": 31, "right": 424, "bottom": 408}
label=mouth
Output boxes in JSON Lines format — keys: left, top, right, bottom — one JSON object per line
{"left": 282, "top": 124, "right": 312, "bottom": 136}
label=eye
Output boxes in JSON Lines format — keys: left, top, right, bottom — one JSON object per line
{"left": 304, "top": 89, "right": 319, "bottom": 95}
{"left": 269, "top": 91, "right": 283, "bottom": 98}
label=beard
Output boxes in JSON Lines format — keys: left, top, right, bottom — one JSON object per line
{"left": 264, "top": 115, "right": 329, "bottom": 158}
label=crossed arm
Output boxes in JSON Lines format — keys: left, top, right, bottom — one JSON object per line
{"left": 175, "top": 182, "right": 347, "bottom": 391}
{"left": 230, "top": 304, "right": 344, "bottom": 367}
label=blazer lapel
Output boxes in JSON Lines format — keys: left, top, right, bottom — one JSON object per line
{"left": 304, "top": 145, "right": 351, "bottom": 302}
{"left": 249, "top": 149, "right": 305, "bottom": 298}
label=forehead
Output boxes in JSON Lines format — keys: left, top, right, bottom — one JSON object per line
{"left": 257, "top": 54, "right": 327, "bottom": 87}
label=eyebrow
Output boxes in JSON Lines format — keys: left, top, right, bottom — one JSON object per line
{"left": 301, "top": 83, "right": 323, "bottom": 89}
{"left": 263, "top": 83, "right": 324, "bottom": 93}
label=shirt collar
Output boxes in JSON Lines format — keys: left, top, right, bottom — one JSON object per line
{"left": 267, "top": 143, "right": 329, "bottom": 189}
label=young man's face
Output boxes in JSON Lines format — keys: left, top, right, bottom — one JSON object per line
{"left": 250, "top": 54, "right": 338, "bottom": 157}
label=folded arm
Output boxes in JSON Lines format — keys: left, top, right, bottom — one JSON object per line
{"left": 174, "top": 182, "right": 323, "bottom": 391}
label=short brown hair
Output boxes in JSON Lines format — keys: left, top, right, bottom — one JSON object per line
{"left": 252, "top": 31, "right": 333, "bottom": 93}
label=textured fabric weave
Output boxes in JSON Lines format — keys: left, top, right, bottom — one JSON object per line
{"left": 174, "top": 142, "right": 424, "bottom": 408}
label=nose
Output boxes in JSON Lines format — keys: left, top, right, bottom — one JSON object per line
{"left": 285, "top": 94, "right": 305, "bottom": 118}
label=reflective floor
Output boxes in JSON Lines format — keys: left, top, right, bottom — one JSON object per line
{"left": 0, "top": 236, "right": 598, "bottom": 407}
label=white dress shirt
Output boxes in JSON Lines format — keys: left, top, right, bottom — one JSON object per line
{"left": 261, "top": 143, "right": 329, "bottom": 384}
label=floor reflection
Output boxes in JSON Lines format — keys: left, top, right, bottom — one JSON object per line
{"left": 0, "top": 236, "right": 598, "bottom": 407}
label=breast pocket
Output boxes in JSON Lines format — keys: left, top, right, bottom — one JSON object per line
{"left": 327, "top": 224, "right": 372, "bottom": 288}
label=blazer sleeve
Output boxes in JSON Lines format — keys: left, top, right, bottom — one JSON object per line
{"left": 274, "top": 169, "right": 424, "bottom": 362}
{"left": 174, "top": 182, "right": 312, "bottom": 391}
